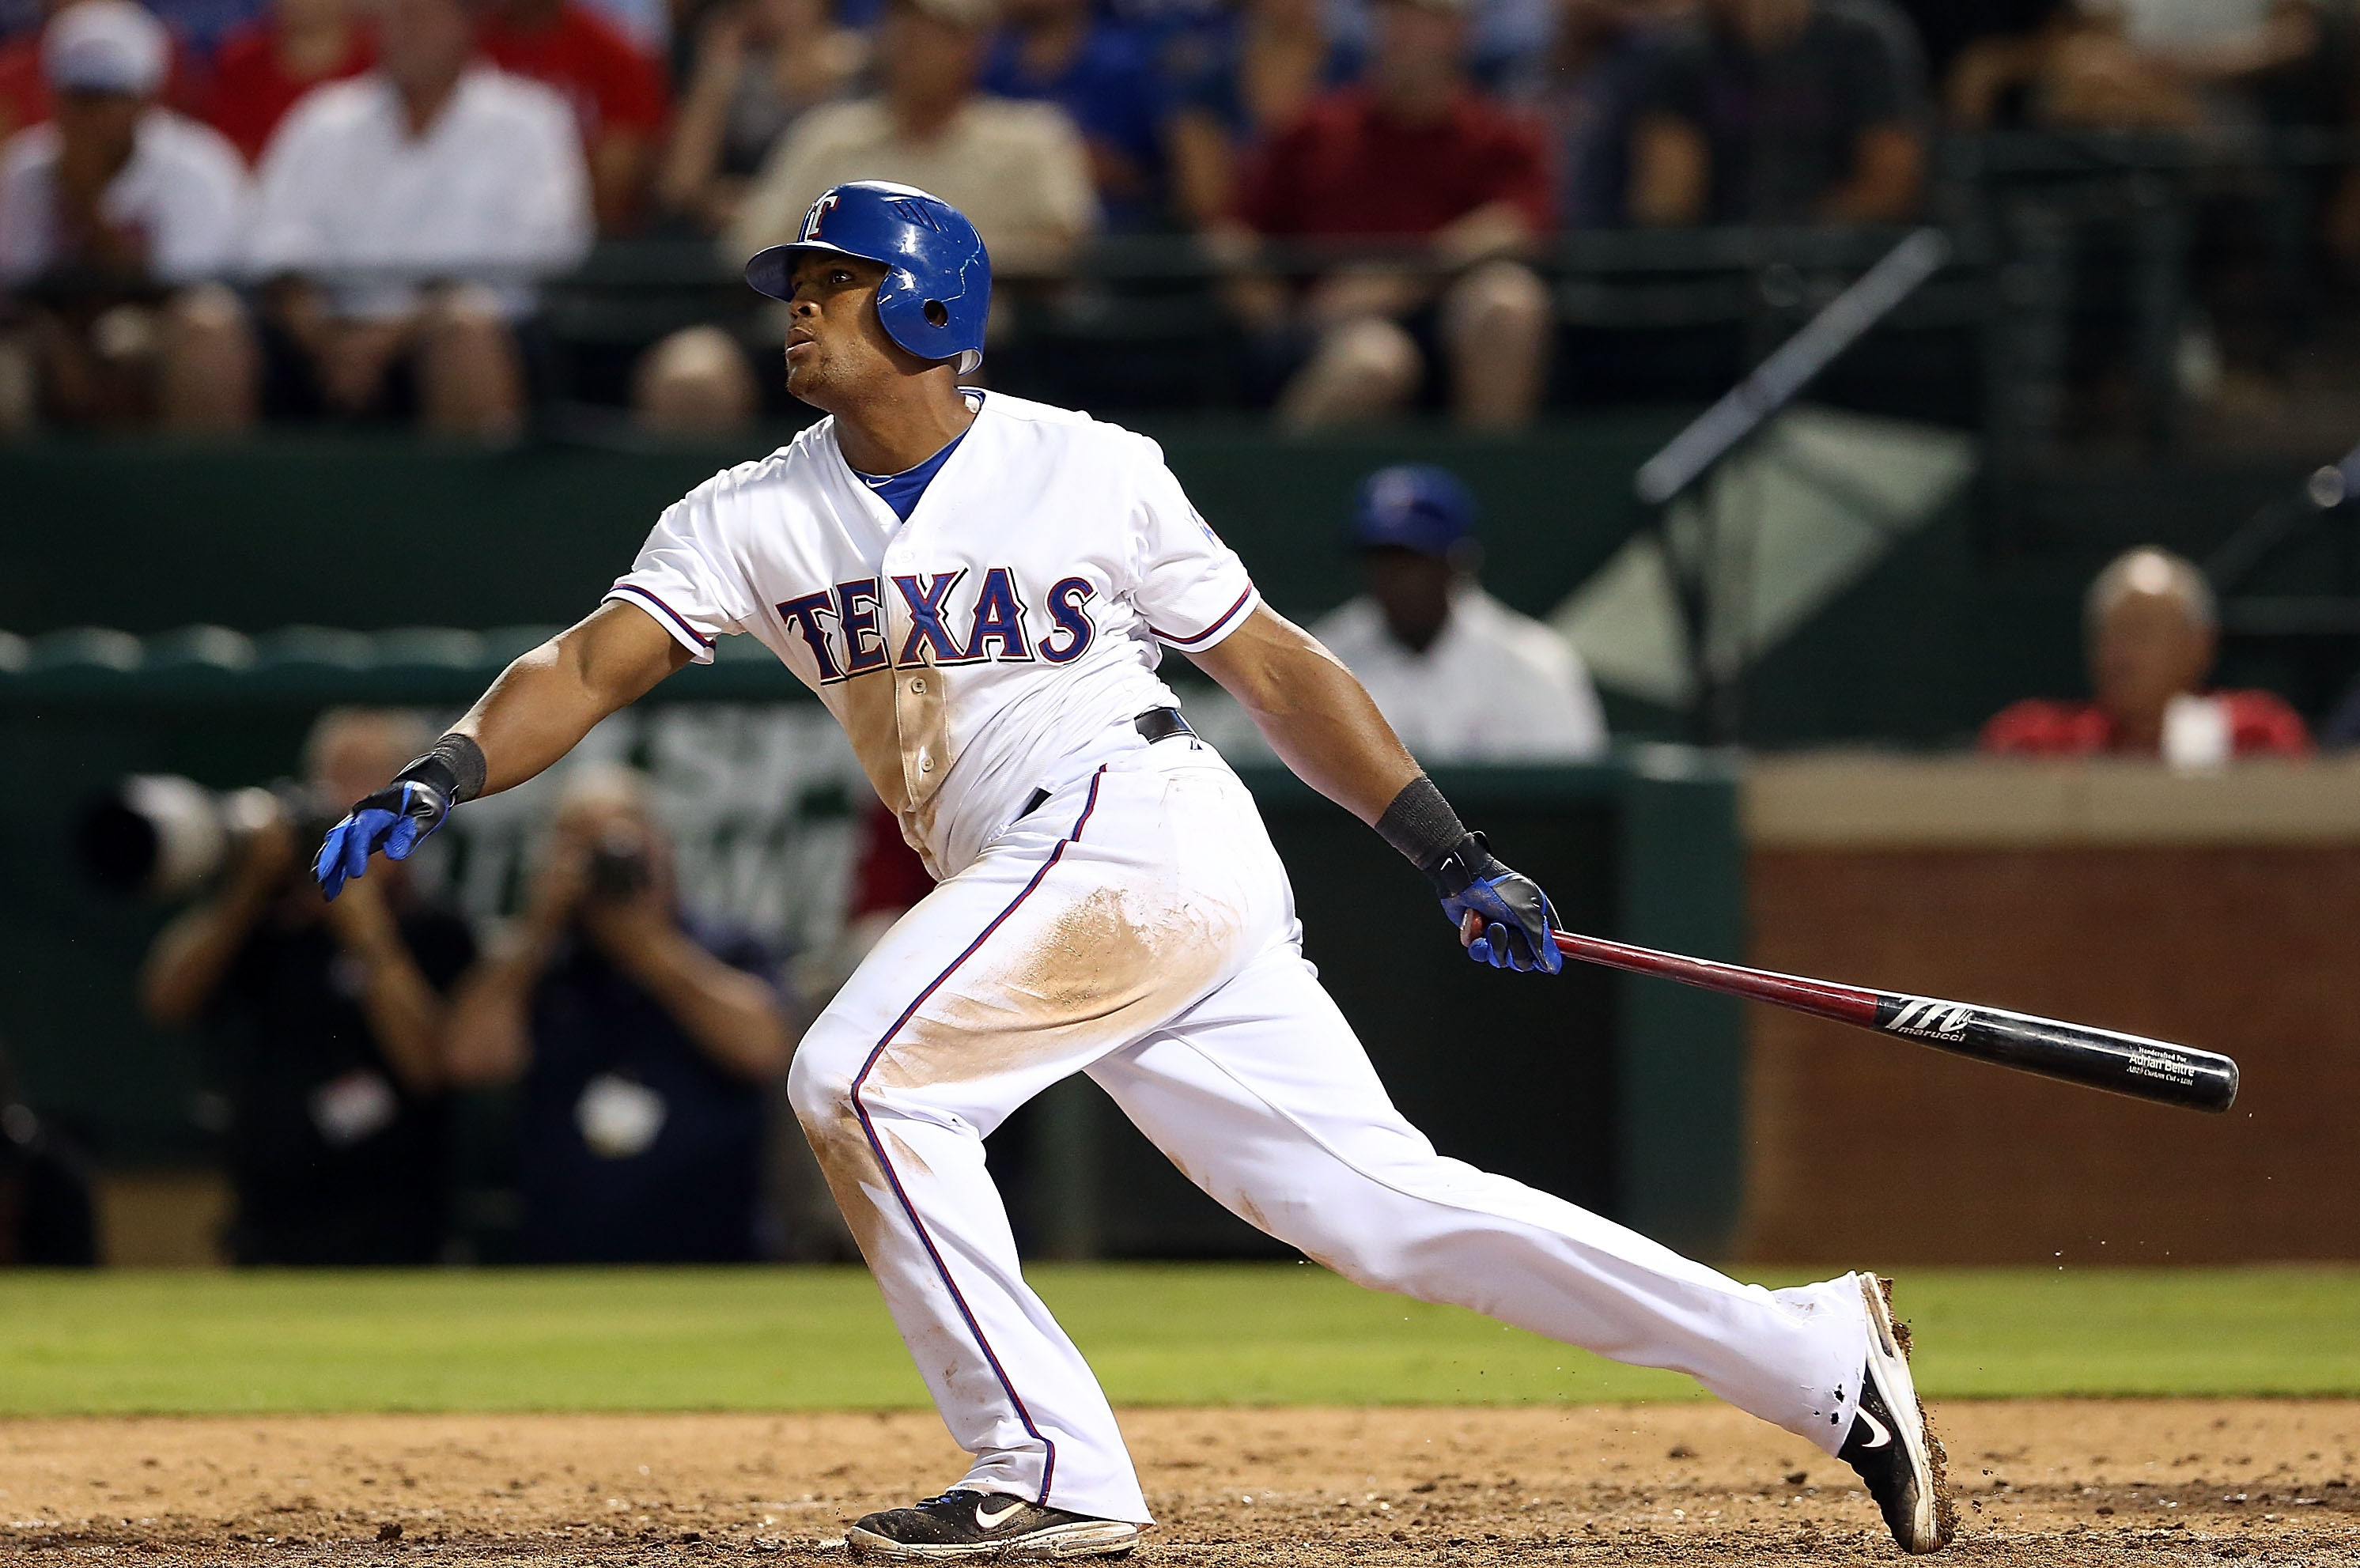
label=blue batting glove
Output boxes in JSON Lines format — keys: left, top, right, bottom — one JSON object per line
{"left": 1423, "top": 832, "right": 1564, "bottom": 975}
{"left": 313, "top": 778, "right": 452, "bottom": 900}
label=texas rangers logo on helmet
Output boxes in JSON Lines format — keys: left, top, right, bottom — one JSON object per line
{"left": 800, "top": 192, "right": 840, "bottom": 241}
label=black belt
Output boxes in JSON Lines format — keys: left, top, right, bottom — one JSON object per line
{"left": 1133, "top": 705, "right": 1195, "bottom": 746}
{"left": 1018, "top": 708, "right": 1195, "bottom": 820}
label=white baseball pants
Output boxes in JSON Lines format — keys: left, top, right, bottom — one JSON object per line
{"left": 789, "top": 741, "right": 1870, "bottom": 1524}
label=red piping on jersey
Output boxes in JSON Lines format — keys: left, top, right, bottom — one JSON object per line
{"left": 847, "top": 766, "right": 1108, "bottom": 1508}
{"left": 608, "top": 583, "right": 717, "bottom": 649}
{"left": 1149, "top": 586, "right": 1256, "bottom": 648}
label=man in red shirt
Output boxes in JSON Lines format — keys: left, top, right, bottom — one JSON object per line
{"left": 477, "top": 0, "right": 668, "bottom": 233}
{"left": 0, "top": 22, "right": 46, "bottom": 142}
{"left": 1981, "top": 546, "right": 2309, "bottom": 761}
{"left": 1218, "top": 0, "right": 1554, "bottom": 430}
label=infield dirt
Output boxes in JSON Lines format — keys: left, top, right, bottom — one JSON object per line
{"left": 3, "top": 1402, "right": 2355, "bottom": 1566}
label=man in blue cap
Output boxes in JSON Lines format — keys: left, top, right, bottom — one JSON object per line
{"left": 1311, "top": 463, "right": 1605, "bottom": 761}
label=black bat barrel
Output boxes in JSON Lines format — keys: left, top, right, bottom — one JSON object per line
{"left": 1872, "top": 995, "right": 2240, "bottom": 1113}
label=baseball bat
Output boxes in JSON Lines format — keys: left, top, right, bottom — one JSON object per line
{"left": 1546, "top": 928, "right": 2239, "bottom": 1113}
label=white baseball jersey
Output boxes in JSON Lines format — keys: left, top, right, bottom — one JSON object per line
{"left": 607, "top": 391, "right": 1261, "bottom": 878}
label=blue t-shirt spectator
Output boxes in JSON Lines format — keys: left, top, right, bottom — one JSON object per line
{"left": 1320, "top": 0, "right": 1548, "bottom": 95}
{"left": 441, "top": 773, "right": 798, "bottom": 1266}
{"left": 509, "top": 918, "right": 779, "bottom": 1264}
{"left": 1160, "top": 0, "right": 1359, "bottom": 136}
{"left": 1629, "top": 0, "right": 1927, "bottom": 225}
{"left": 984, "top": 0, "right": 1170, "bottom": 227}
{"left": 150, "top": 0, "right": 269, "bottom": 59}
{"left": 1511, "top": 1, "right": 1683, "bottom": 229}
{"left": 0, "top": 0, "right": 42, "bottom": 43}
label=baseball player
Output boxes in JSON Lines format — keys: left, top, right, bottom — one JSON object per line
{"left": 314, "top": 181, "right": 1953, "bottom": 1559}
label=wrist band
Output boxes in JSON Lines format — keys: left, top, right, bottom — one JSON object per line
{"left": 396, "top": 733, "right": 488, "bottom": 803}
{"left": 1375, "top": 773, "right": 1468, "bottom": 872}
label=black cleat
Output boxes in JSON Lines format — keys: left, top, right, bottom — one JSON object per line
{"left": 845, "top": 1490, "right": 1140, "bottom": 1560}
{"left": 1837, "top": 1273, "right": 1956, "bottom": 1554}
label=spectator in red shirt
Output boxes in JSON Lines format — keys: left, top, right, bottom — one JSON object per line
{"left": 1981, "top": 546, "right": 2309, "bottom": 761}
{"left": 0, "top": 17, "right": 48, "bottom": 142}
{"left": 478, "top": 0, "right": 668, "bottom": 232}
{"left": 1216, "top": 0, "right": 1553, "bottom": 430}
{"left": 206, "top": 0, "right": 375, "bottom": 164}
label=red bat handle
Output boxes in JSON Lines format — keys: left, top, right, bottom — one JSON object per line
{"left": 1549, "top": 928, "right": 1881, "bottom": 1026}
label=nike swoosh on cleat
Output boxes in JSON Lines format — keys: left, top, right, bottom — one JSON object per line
{"left": 1856, "top": 1408, "right": 1893, "bottom": 1450}
{"left": 974, "top": 1498, "right": 1026, "bottom": 1530}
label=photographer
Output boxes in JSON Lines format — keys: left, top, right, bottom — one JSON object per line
{"left": 443, "top": 766, "right": 792, "bottom": 1263}
{"left": 137, "top": 709, "right": 476, "bottom": 1265}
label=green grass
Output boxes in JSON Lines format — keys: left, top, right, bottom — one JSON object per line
{"left": 1, "top": 1264, "right": 2356, "bottom": 1415}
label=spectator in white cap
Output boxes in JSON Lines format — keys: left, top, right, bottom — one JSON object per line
{"left": 2, "top": 0, "right": 191, "bottom": 146}
{"left": 0, "top": 0, "right": 255, "bottom": 434}
{"left": 249, "top": 0, "right": 592, "bottom": 437}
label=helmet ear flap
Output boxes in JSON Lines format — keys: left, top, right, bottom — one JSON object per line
{"left": 872, "top": 265, "right": 928, "bottom": 358}
{"left": 876, "top": 266, "right": 976, "bottom": 369}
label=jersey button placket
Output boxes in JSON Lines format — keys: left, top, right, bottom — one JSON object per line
{"left": 883, "top": 527, "right": 951, "bottom": 807}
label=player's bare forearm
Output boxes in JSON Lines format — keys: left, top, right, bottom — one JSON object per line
{"left": 314, "top": 603, "right": 688, "bottom": 899}
{"left": 453, "top": 602, "right": 694, "bottom": 796}
{"left": 1187, "top": 605, "right": 1420, "bottom": 826}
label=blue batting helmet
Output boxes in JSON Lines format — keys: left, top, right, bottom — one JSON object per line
{"left": 745, "top": 181, "right": 992, "bottom": 373}
{"left": 1349, "top": 465, "right": 1477, "bottom": 558}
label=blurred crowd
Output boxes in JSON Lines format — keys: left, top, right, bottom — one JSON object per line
{"left": 0, "top": 0, "right": 2349, "bottom": 435}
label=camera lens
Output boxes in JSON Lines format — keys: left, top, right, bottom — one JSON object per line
{"left": 74, "top": 798, "right": 163, "bottom": 894}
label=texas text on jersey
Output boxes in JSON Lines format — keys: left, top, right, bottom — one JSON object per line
{"left": 607, "top": 391, "right": 1257, "bottom": 878}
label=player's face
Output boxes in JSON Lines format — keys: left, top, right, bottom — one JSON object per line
{"left": 780, "top": 252, "right": 912, "bottom": 406}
